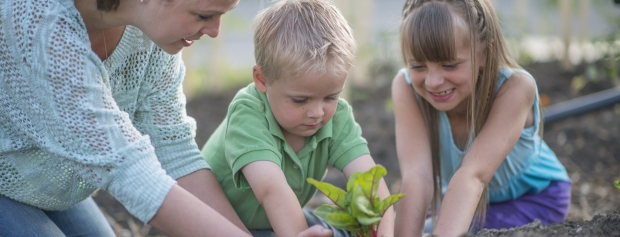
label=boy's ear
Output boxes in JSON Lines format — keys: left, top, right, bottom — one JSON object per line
{"left": 253, "top": 65, "right": 268, "bottom": 93}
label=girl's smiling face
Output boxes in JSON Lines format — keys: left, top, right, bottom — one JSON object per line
{"left": 137, "top": 0, "right": 238, "bottom": 54}
{"left": 404, "top": 11, "right": 486, "bottom": 116}
{"left": 407, "top": 36, "right": 478, "bottom": 115}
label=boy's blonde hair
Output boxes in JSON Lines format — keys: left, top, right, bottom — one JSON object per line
{"left": 253, "top": 0, "right": 356, "bottom": 83}
{"left": 400, "top": 0, "right": 522, "bottom": 230}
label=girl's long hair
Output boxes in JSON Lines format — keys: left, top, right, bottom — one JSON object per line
{"left": 399, "top": 0, "right": 521, "bottom": 229}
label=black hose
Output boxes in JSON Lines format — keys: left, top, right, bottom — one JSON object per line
{"left": 543, "top": 86, "right": 620, "bottom": 125}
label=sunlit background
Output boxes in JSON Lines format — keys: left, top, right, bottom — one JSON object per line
{"left": 181, "top": 0, "right": 620, "bottom": 99}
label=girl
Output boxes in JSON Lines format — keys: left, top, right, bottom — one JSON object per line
{"left": 391, "top": 0, "right": 571, "bottom": 236}
{"left": 0, "top": 0, "right": 331, "bottom": 236}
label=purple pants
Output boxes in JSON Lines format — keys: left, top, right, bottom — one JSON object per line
{"left": 423, "top": 181, "right": 571, "bottom": 233}
{"left": 483, "top": 181, "right": 572, "bottom": 229}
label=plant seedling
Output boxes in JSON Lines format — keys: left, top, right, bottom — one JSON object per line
{"left": 615, "top": 180, "right": 620, "bottom": 190}
{"left": 307, "top": 165, "right": 404, "bottom": 237}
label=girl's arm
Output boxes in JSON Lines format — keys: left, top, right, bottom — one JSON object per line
{"left": 391, "top": 72, "right": 436, "bottom": 237}
{"left": 177, "top": 169, "right": 250, "bottom": 233}
{"left": 149, "top": 185, "right": 250, "bottom": 237}
{"left": 242, "top": 160, "right": 309, "bottom": 236}
{"left": 433, "top": 73, "right": 536, "bottom": 236}
{"left": 343, "top": 154, "right": 395, "bottom": 237}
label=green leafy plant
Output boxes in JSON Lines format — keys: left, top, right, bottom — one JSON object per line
{"left": 615, "top": 180, "right": 620, "bottom": 190}
{"left": 306, "top": 165, "right": 404, "bottom": 237}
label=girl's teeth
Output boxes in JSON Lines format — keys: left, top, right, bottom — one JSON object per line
{"left": 433, "top": 89, "right": 452, "bottom": 96}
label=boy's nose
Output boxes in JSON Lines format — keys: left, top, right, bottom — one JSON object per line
{"left": 307, "top": 103, "right": 324, "bottom": 118}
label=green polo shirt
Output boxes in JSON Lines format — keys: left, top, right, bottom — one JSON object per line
{"left": 201, "top": 83, "right": 369, "bottom": 230}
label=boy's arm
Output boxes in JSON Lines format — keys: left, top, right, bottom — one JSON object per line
{"left": 343, "top": 154, "right": 395, "bottom": 237}
{"left": 177, "top": 169, "right": 250, "bottom": 234}
{"left": 242, "top": 160, "right": 309, "bottom": 236}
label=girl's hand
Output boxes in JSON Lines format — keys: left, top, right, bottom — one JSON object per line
{"left": 297, "top": 225, "right": 333, "bottom": 237}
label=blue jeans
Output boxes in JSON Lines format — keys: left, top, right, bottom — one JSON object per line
{"left": 0, "top": 194, "right": 115, "bottom": 237}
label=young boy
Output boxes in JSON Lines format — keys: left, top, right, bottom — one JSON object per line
{"left": 201, "top": 0, "right": 394, "bottom": 236}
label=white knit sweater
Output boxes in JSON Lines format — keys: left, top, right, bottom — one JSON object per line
{"left": 0, "top": 0, "right": 209, "bottom": 222}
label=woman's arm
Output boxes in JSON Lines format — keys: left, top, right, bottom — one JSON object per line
{"left": 433, "top": 73, "right": 536, "bottom": 236}
{"left": 242, "top": 160, "right": 308, "bottom": 236}
{"left": 391, "top": 72, "right": 436, "bottom": 237}
{"left": 134, "top": 51, "right": 251, "bottom": 233}
{"left": 177, "top": 169, "right": 250, "bottom": 233}
{"left": 149, "top": 185, "right": 250, "bottom": 237}
{"left": 342, "top": 154, "right": 395, "bottom": 237}
{"left": 178, "top": 168, "right": 337, "bottom": 237}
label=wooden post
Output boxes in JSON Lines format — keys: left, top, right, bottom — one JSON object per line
{"left": 516, "top": 0, "right": 529, "bottom": 35}
{"left": 332, "top": 0, "right": 351, "bottom": 100}
{"left": 559, "top": 0, "right": 574, "bottom": 70}
{"left": 335, "top": 0, "right": 374, "bottom": 88}
{"left": 579, "top": 0, "right": 590, "bottom": 42}
{"left": 350, "top": 0, "right": 374, "bottom": 88}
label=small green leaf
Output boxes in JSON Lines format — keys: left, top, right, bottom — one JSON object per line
{"left": 351, "top": 195, "right": 377, "bottom": 217}
{"left": 351, "top": 165, "right": 387, "bottom": 198}
{"left": 372, "top": 195, "right": 381, "bottom": 213}
{"left": 346, "top": 172, "right": 360, "bottom": 192}
{"left": 571, "top": 75, "right": 586, "bottom": 92}
{"left": 349, "top": 186, "right": 365, "bottom": 218}
{"left": 314, "top": 204, "right": 342, "bottom": 219}
{"left": 615, "top": 180, "right": 620, "bottom": 190}
{"left": 305, "top": 165, "right": 406, "bottom": 235}
{"left": 325, "top": 212, "right": 361, "bottom": 231}
{"left": 356, "top": 215, "right": 382, "bottom": 226}
{"left": 307, "top": 178, "right": 348, "bottom": 208}
{"left": 378, "top": 193, "right": 405, "bottom": 215}
{"left": 366, "top": 165, "right": 387, "bottom": 197}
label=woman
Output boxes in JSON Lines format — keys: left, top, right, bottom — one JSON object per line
{"left": 0, "top": 0, "right": 332, "bottom": 236}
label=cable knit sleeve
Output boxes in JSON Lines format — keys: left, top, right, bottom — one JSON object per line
{"left": 0, "top": 0, "right": 175, "bottom": 222}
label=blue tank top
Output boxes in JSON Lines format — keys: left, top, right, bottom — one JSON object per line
{"left": 399, "top": 67, "right": 570, "bottom": 203}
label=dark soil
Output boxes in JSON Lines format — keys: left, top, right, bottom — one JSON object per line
{"left": 469, "top": 211, "right": 620, "bottom": 237}
{"left": 94, "top": 60, "right": 620, "bottom": 236}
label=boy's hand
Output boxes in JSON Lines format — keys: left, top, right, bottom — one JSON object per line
{"left": 297, "top": 225, "right": 333, "bottom": 237}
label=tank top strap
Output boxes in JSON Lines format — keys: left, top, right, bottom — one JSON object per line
{"left": 399, "top": 68, "right": 413, "bottom": 85}
{"left": 497, "top": 68, "right": 541, "bottom": 135}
